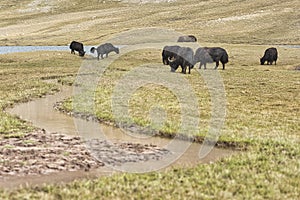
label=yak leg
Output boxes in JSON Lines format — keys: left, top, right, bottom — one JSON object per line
{"left": 200, "top": 62, "right": 207, "bottom": 69}
{"left": 181, "top": 66, "right": 186, "bottom": 74}
{"left": 163, "top": 58, "right": 168, "bottom": 65}
{"left": 222, "top": 62, "right": 225, "bottom": 70}
{"left": 214, "top": 61, "right": 219, "bottom": 69}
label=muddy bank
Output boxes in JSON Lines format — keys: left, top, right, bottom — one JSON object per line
{"left": 0, "top": 130, "right": 171, "bottom": 189}
{"left": 0, "top": 130, "right": 102, "bottom": 177}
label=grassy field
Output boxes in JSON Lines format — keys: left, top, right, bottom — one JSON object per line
{"left": 0, "top": 0, "right": 300, "bottom": 199}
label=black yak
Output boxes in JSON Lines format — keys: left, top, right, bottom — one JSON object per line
{"left": 194, "top": 47, "right": 228, "bottom": 70}
{"left": 168, "top": 47, "right": 194, "bottom": 74}
{"left": 69, "top": 41, "right": 85, "bottom": 57}
{"left": 260, "top": 47, "right": 278, "bottom": 65}
{"left": 90, "top": 43, "right": 119, "bottom": 60}
{"left": 177, "top": 35, "right": 197, "bottom": 42}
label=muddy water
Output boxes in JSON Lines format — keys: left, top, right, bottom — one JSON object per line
{"left": 8, "top": 83, "right": 234, "bottom": 166}
{"left": 5, "top": 82, "right": 235, "bottom": 188}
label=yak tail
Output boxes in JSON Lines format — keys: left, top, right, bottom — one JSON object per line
{"left": 221, "top": 51, "right": 229, "bottom": 63}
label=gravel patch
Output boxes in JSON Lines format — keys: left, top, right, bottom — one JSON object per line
{"left": 87, "top": 139, "right": 170, "bottom": 166}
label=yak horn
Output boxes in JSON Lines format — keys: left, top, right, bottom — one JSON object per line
{"left": 168, "top": 57, "right": 176, "bottom": 62}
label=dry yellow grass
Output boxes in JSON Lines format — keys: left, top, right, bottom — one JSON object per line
{"left": 0, "top": 0, "right": 299, "bottom": 45}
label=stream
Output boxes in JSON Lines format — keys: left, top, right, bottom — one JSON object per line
{"left": 7, "top": 83, "right": 235, "bottom": 170}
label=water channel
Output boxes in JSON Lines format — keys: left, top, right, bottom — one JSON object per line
{"left": 7, "top": 83, "right": 234, "bottom": 169}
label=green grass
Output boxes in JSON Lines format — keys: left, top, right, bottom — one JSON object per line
{"left": 0, "top": 0, "right": 300, "bottom": 199}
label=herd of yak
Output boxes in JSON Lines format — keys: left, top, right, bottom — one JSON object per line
{"left": 70, "top": 35, "right": 278, "bottom": 74}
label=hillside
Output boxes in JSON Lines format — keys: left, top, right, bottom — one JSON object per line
{"left": 0, "top": 0, "right": 299, "bottom": 45}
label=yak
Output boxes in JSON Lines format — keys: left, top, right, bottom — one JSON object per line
{"left": 168, "top": 47, "right": 194, "bottom": 74}
{"left": 194, "top": 47, "right": 228, "bottom": 70}
{"left": 69, "top": 41, "right": 85, "bottom": 57}
{"left": 90, "top": 43, "right": 119, "bottom": 60}
{"left": 260, "top": 47, "right": 278, "bottom": 65}
{"left": 177, "top": 35, "right": 197, "bottom": 42}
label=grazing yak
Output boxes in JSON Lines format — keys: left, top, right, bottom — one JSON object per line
{"left": 69, "top": 41, "right": 85, "bottom": 57}
{"left": 177, "top": 35, "right": 197, "bottom": 42}
{"left": 162, "top": 45, "right": 181, "bottom": 65}
{"left": 90, "top": 43, "right": 119, "bottom": 60}
{"left": 164, "top": 46, "right": 194, "bottom": 74}
{"left": 260, "top": 47, "right": 278, "bottom": 65}
{"left": 194, "top": 47, "right": 228, "bottom": 70}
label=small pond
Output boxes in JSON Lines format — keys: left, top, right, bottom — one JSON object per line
{"left": 0, "top": 46, "right": 69, "bottom": 55}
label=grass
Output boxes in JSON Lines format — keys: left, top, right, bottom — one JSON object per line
{"left": 0, "top": 0, "right": 300, "bottom": 199}
{"left": 59, "top": 45, "right": 300, "bottom": 143}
